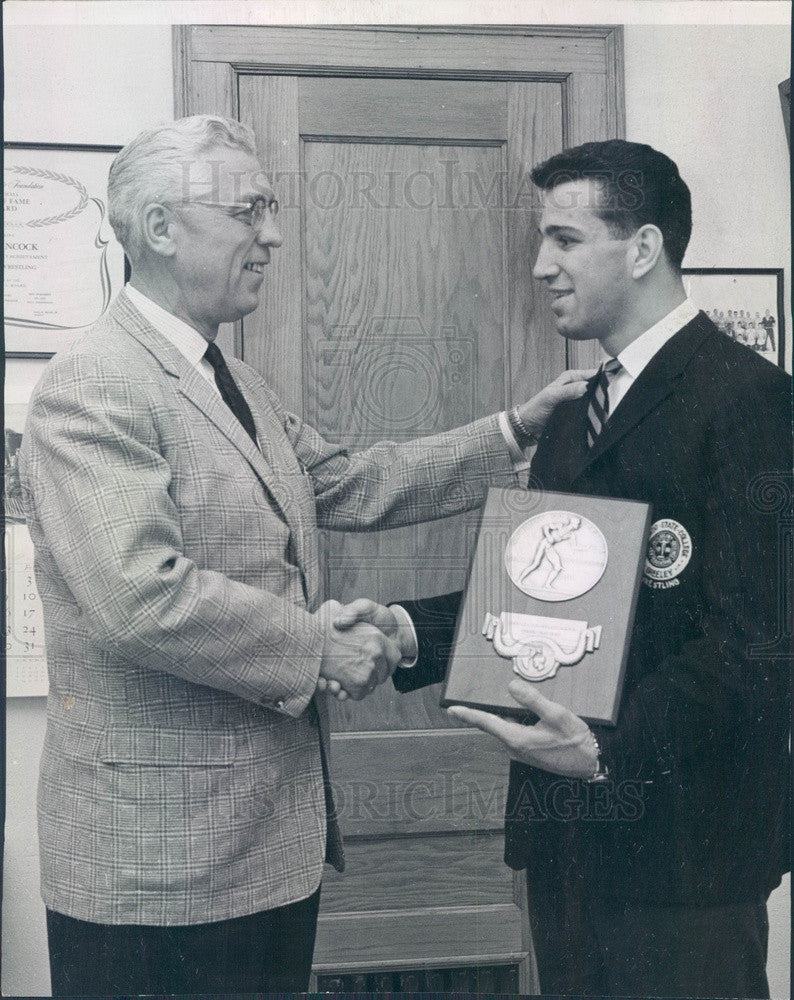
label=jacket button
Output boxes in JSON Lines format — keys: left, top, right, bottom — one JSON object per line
{"left": 275, "top": 699, "right": 285, "bottom": 710}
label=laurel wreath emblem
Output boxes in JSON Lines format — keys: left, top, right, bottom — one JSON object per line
{"left": 8, "top": 165, "right": 89, "bottom": 227}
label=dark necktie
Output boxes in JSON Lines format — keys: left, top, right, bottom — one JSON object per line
{"left": 586, "top": 357, "right": 622, "bottom": 448}
{"left": 203, "top": 341, "right": 258, "bottom": 444}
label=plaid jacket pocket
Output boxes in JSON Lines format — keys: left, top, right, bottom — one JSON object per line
{"left": 101, "top": 728, "right": 236, "bottom": 766}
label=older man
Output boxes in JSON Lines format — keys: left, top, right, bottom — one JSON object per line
{"left": 19, "top": 115, "right": 587, "bottom": 995}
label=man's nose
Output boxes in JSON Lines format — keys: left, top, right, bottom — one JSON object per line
{"left": 256, "top": 212, "right": 283, "bottom": 248}
{"left": 532, "top": 241, "right": 557, "bottom": 280}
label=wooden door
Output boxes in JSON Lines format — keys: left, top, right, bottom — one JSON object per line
{"left": 177, "top": 26, "right": 623, "bottom": 991}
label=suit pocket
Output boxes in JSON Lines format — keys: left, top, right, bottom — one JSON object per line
{"left": 101, "top": 727, "right": 236, "bottom": 766}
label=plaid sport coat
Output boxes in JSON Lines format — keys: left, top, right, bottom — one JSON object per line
{"left": 19, "top": 290, "right": 516, "bottom": 925}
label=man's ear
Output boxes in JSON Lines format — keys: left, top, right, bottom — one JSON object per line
{"left": 629, "top": 224, "right": 664, "bottom": 279}
{"left": 141, "top": 203, "right": 177, "bottom": 258}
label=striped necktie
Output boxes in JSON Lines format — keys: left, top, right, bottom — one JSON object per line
{"left": 586, "top": 357, "right": 622, "bottom": 448}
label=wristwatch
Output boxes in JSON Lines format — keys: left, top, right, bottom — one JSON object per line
{"left": 507, "top": 405, "right": 537, "bottom": 450}
{"left": 586, "top": 731, "right": 609, "bottom": 783}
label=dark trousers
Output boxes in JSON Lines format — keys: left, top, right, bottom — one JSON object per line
{"left": 46, "top": 885, "right": 321, "bottom": 996}
{"left": 527, "top": 871, "right": 770, "bottom": 998}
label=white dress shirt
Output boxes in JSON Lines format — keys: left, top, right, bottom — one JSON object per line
{"left": 606, "top": 298, "right": 700, "bottom": 414}
{"left": 125, "top": 284, "right": 221, "bottom": 397}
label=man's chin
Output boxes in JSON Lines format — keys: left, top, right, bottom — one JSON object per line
{"left": 554, "top": 320, "right": 591, "bottom": 341}
{"left": 228, "top": 298, "right": 262, "bottom": 322}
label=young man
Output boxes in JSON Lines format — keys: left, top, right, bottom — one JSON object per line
{"left": 343, "top": 139, "right": 792, "bottom": 998}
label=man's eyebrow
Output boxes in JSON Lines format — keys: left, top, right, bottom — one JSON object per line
{"left": 538, "top": 224, "right": 584, "bottom": 237}
{"left": 239, "top": 187, "right": 276, "bottom": 204}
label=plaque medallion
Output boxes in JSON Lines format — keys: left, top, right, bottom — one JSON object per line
{"left": 505, "top": 510, "right": 608, "bottom": 602}
{"left": 483, "top": 611, "right": 602, "bottom": 681}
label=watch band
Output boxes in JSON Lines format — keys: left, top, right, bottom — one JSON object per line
{"left": 586, "top": 731, "right": 609, "bottom": 783}
{"left": 507, "top": 406, "right": 537, "bottom": 450}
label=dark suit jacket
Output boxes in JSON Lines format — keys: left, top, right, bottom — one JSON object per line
{"left": 397, "top": 313, "right": 792, "bottom": 906}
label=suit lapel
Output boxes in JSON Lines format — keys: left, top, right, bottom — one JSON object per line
{"left": 232, "top": 363, "right": 322, "bottom": 602}
{"left": 543, "top": 392, "right": 592, "bottom": 489}
{"left": 112, "top": 291, "right": 307, "bottom": 550}
{"left": 569, "top": 313, "right": 714, "bottom": 483}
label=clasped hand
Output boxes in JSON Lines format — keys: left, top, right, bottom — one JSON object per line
{"left": 314, "top": 599, "right": 412, "bottom": 701}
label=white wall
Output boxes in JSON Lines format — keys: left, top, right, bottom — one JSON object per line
{"left": 3, "top": 25, "right": 174, "bottom": 144}
{"left": 3, "top": 24, "right": 174, "bottom": 998}
{"left": 3, "top": 19, "right": 791, "bottom": 999}
{"left": 625, "top": 24, "right": 792, "bottom": 371}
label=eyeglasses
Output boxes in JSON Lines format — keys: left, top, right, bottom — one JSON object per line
{"left": 175, "top": 197, "right": 279, "bottom": 228}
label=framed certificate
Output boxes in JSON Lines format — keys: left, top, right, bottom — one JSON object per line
{"left": 4, "top": 142, "right": 129, "bottom": 357}
{"left": 440, "top": 488, "right": 652, "bottom": 726}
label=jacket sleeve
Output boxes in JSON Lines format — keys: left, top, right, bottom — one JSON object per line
{"left": 391, "top": 591, "right": 464, "bottom": 693}
{"left": 260, "top": 386, "right": 522, "bottom": 531}
{"left": 19, "top": 353, "right": 324, "bottom": 718}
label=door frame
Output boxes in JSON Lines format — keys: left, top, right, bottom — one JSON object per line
{"left": 174, "top": 23, "right": 625, "bottom": 373}
{"left": 174, "top": 25, "right": 625, "bottom": 990}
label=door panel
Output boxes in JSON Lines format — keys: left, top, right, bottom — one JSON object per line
{"left": 300, "top": 77, "right": 507, "bottom": 139}
{"left": 302, "top": 137, "right": 509, "bottom": 739}
{"left": 263, "top": 75, "right": 557, "bottom": 985}
{"left": 301, "top": 139, "right": 507, "bottom": 444}
{"left": 179, "top": 25, "right": 624, "bottom": 991}
{"left": 320, "top": 831, "right": 513, "bottom": 911}
{"left": 315, "top": 903, "right": 525, "bottom": 970}
{"left": 330, "top": 730, "right": 508, "bottom": 835}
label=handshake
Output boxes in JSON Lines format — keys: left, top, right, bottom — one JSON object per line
{"left": 314, "top": 599, "right": 417, "bottom": 701}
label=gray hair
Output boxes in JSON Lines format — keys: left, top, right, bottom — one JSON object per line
{"left": 108, "top": 115, "right": 258, "bottom": 261}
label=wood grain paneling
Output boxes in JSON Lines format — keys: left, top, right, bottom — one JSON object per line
{"left": 513, "top": 870, "right": 539, "bottom": 993}
{"left": 329, "top": 676, "right": 463, "bottom": 736}
{"left": 187, "top": 59, "right": 235, "bottom": 120}
{"left": 182, "top": 60, "right": 238, "bottom": 356}
{"left": 314, "top": 903, "right": 524, "bottom": 969}
{"left": 330, "top": 730, "right": 509, "bottom": 836}
{"left": 301, "top": 140, "right": 506, "bottom": 442}
{"left": 321, "top": 830, "right": 512, "bottom": 911}
{"left": 506, "top": 82, "right": 567, "bottom": 405}
{"left": 300, "top": 78, "right": 507, "bottom": 140}
{"left": 189, "top": 25, "right": 611, "bottom": 76}
{"left": 237, "top": 75, "right": 303, "bottom": 409}
{"left": 564, "top": 71, "right": 612, "bottom": 370}
{"left": 301, "top": 137, "right": 508, "bottom": 735}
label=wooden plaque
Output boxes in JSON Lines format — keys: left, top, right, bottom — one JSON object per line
{"left": 440, "top": 488, "right": 652, "bottom": 726}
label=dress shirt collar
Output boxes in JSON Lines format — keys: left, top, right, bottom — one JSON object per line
{"left": 125, "top": 284, "right": 211, "bottom": 369}
{"left": 612, "top": 298, "right": 700, "bottom": 379}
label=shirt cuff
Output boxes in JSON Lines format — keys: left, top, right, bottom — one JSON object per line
{"left": 498, "top": 410, "right": 532, "bottom": 471}
{"left": 388, "top": 604, "right": 419, "bottom": 668}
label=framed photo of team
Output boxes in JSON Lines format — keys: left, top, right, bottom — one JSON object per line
{"left": 682, "top": 268, "right": 785, "bottom": 369}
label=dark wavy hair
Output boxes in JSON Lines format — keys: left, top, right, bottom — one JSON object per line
{"left": 530, "top": 139, "right": 692, "bottom": 270}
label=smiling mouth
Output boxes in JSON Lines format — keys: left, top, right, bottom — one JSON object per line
{"left": 244, "top": 262, "right": 266, "bottom": 274}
